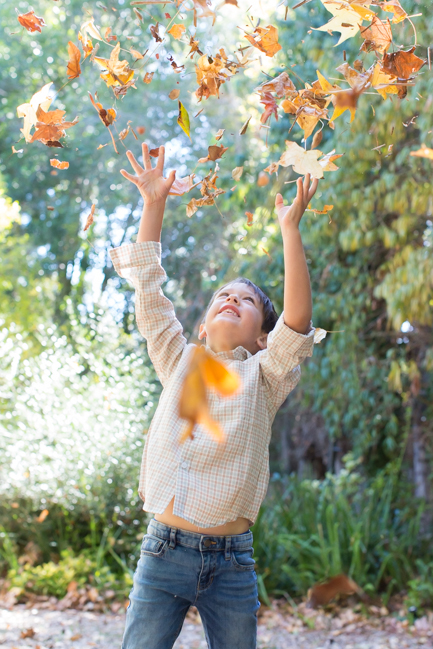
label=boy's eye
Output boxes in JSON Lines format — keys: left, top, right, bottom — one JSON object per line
{"left": 245, "top": 297, "right": 254, "bottom": 303}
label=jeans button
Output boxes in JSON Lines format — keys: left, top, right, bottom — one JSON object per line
{"left": 203, "top": 539, "right": 212, "bottom": 547}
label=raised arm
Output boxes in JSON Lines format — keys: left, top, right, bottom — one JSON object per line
{"left": 109, "top": 143, "right": 186, "bottom": 387}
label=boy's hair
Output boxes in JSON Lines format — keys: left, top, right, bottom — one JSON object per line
{"left": 203, "top": 277, "right": 278, "bottom": 334}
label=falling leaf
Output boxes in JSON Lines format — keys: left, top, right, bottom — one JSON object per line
{"left": 410, "top": 145, "right": 433, "bottom": 160}
{"left": 257, "top": 171, "right": 269, "bottom": 187}
{"left": 264, "top": 161, "right": 280, "bottom": 175}
{"left": 30, "top": 106, "right": 79, "bottom": 148}
{"left": 360, "top": 16, "right": 392, "bottom": 54}
{"left": 243, "top": 24, "right": 282, "bottom": 57}
{"left": 199, "top": 144, "right": 229, "bottom": 163}
{"left": 314, "top": 1, "right": 367, "bottom": 46}
{"left": 134, "top": 8, "right": 143, "bottom": 21}
{"left": 255, "top": 71, "right": 296, "bottom": 97}
{"left": 245, "top": 211, "right": 254, "bottom": 226}
{"left": 17, "top": 10, "right": 46, "bottom": 33}
{"left": 279, "top": 140, "right": 325, "bottom": 178}
{"left": 169, "top": 89, "right": 180, "bottom": 99}
{"left": 192, "top": 0, "right": 216, "bottom": 27}
{"left": 232, "top": 166, "right": 243, "bottom": 181}
{"left": 136, "top": 126, "right": 145, "bottom": 134}
{"left": 311, "top": 129, "right": 323, "bottom": 149}
{"left": 260, "top": 92, "right": 279, "bottom": 124}
{"left": 80, "top": 18, "right": 104, "bottom": 42}
{"left": 143, "top": 72, "right": 154, "bottom": 84}
{"left": 318, "top": 149, "right": 343, "bottom": 171}
{"left": 382, "top": 0, "right": 407, "bottom": 23}
{"left": 17, "top": 82, "right": 54, "bottom": 143}
{"left": 313, "top": 328, "right": 328, "bottom": 343}
{"left": 130, "top": 47, "right": 144, "bottom": 59}
{"left": 12, "top": 146, "right": 23, "bottom": 154}
{"left": 195, "top": 49, "right": 240, "bottom": 101}
{"left": 67, "top": 41, "right": 81, "bottom": 80}
{"left": 36, "top": 509, "right": 49, "bottom": 523}
{"left": 150, "top": 22, "right": 162, "bottom": 42}
{"left": 179, "top": 346, "right": 241, "bottom": 444}
{"left": 215, "top": 128, "right": 224, "bottom": 140}
{"left": 50, "top": 159, "right": 69, "bottom": 170}
{"left": 381, "top": 46, "right": 426, "bottom": 79}
{"left": 94, "top": 42, "right": 135, "bottom": 88}
{"left": 83, "top": 204, "right": 96, "bottom": 231}
{"left": 104, "top": 27, "right": 117, "bottom": 42}
{"left": 88, "top": 92, "right": 117, "bottom": 127}
{"left": 329, "top": 86, "right": 361, "bottom": 122}
{"left": 168, "top": 174, "right": 202, "bottom": 195}
{"left": 306, "top": 203, "right": 333, "bottom": 215}
{"left": 78, "top": 31, "right": 94, "bottom": 59}
{"left": 239, "top": 115, "right": 252, "bottom": 135}
{"left": 20, "top": 629, "right": 36, "bottom": 639}
{"left": 168, "top": 23, "right": 186, "bottom": 39}
{"left": 307, "top": 574, "right": 360, "bottom": 608}
{"left": 260, "top": 245, "right": 272, "bottom": 259}
{"left": 177, "top": 101, "right": 191, "bottom": 139}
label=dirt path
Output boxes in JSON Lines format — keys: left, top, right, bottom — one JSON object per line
{"left": 0, "top": 604, "right": 431, "bottom": 649}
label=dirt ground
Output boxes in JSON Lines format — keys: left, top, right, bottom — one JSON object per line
{"left": 0, "top": 603, "right": 432, "bottom": 649}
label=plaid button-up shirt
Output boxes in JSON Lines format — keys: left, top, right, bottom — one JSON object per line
{"left": 109, "top": 241, "right": 316, "bottom": 528}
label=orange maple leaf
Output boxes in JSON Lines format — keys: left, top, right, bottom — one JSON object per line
{"left": 67, "top": 41, "right": 81, "bottom": 80}
{"left": 244, "top": 24, "right": 282, "bottom": 57}
{"left": 18, "top": 10, "right": 46, "bottom": 33}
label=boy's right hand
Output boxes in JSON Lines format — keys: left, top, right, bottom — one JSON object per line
{"left": 120, "top": 142, "right": 176, "bottom": 206}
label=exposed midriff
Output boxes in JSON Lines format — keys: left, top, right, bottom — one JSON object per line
{"left": 154, "top": 496, "right": 251, "bottom": 535}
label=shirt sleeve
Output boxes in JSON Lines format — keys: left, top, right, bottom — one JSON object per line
{"left": 259, "top": 313, "right": 315, "bottom": 411}
{"left": 109, "top": 240, "right": 187, "bottom": 387}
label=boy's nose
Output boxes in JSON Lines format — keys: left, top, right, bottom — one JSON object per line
{"left": 226, "top": 295, "right": 239, "bottom": 304}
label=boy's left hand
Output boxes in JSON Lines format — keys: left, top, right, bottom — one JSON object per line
{"left": 275, "top": 174, "right": 319, "bottom": 233}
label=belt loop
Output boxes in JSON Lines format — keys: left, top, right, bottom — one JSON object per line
{"left": 169, "top": 527, "right": 177, "bottom": 549}
{"left": 224, "top": 535, "right": 231, "bottom": 561}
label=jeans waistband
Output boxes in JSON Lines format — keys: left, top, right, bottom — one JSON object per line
{"left": 147, "top": 518, "right": 253, "bottom": 552}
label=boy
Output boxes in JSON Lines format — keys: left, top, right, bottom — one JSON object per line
{"left": 109, "top": 142, "right": 318, "bottom": 649}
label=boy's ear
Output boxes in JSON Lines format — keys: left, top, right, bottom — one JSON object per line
{"left": 256, "top": 332, "right": 268, "bottom": 350}
{"left": 198, "top": 323, "right": 206, "bottom": 341}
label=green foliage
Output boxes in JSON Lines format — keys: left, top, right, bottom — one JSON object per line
{"left": 8, "top": 548, "right": 132, "bottom": 599}
{"left": 406, "top": 560, "right": 433, "bottom": 611}
{"left": 251, "top": 465, "right": 429, "bottom": 603}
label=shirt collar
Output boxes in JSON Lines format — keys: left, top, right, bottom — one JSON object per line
{"left": 204, "top": 344, "right": 251, "bottom": 361}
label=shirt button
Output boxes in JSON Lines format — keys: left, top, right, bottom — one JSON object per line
{"left": 181, "top": 461, "right": 188, "bottom": 469}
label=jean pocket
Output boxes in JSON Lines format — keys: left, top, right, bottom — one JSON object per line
{"left": 231, "top": 547, "right": 255, "bottom": 571}
{"left": 140, "top": 533, "right": 168, "bottom": 558}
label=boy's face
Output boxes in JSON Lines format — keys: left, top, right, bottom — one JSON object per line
{"left": 198, "top": 282, "right": 268, "bottom": 355}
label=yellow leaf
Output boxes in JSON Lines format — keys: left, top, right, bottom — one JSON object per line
{"left": 177, "top": 100, "right": 191, "bottom": 139}
{"left": 167, "top": 23, "right": 186, "bottom": 40}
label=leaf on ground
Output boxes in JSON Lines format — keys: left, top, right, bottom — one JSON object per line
{"left": 243, "top": 24, "right": 282, "bottom": 57}
{"left": 50, "top": 159, "right": 69, "bottom": 170}
{"left": 168, "top": 174, "right": 202, "bottom": 195}
{"left": 67, "top": 42, "right": 81, "bottom": 79}
{"left": 18, "top": 10, "right": 46, "bottom": 33}
{"left": 307, "top": 574, "right": 360, "bottom": 608}
{"left": 179, "top": 346, "right": 241, "bottom": 444}
{"left": 20, "top": 628, "right": 36, "bottom": 639}
{"left": 168, "top": 23, "right": 186, "bottom": 39}
{"left": 83, "top": 204, "right": 96, "bottom": 231}
{"left": 410, "top": 145, "right": 433, "bottom": 160}
{"left": 177, "top": 101, "right": 191, "bottom": 139}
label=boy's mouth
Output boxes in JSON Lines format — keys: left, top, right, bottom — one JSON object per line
{"left": 218, "top": 305, "right": 240, "bottom": 317}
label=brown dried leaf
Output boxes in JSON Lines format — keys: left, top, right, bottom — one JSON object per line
{"left": 257, "top": 171, "right": 269, "bottom": 187}
{"left": 83, "top": 204, "right": 96, "bottom": 231}
{"left": 215, "top": 128, "right": 224, "bottom": 141}
{"left": 50, "top": 159, "right": 69, "bottom": 170}
{"left": 168, "top": 174, "right": 202, "bottom": 196}
{"left": 360, "top": 16, "right": 392, "bottom": 54}
{"left": 245, "top": 211, "right": 254, "bottom": 226}
{"left": 143, "top": 72, "right": 154, "bottom": 84}
{"left": 167, "top": 23, "right": 186, "bottom": 39}
{"left": 243, "top": 24, "right": 282, "bottom": 57}
{"left": 18, "top": 10, "right": 46, "bottom": 33}
{"left": 169, "top": 88, "right": 180, "bottom": 100}
{"left": 239, "top": 115, "right": 252, "bottom": 135}
{"left": 67, "top": 41, "right": 81, "bottom": 80}
{"left": 307, "top": 574, "right": 360, "bottom": 608}
{"left": 410, "top": 145, "right": 433, "bottom": 161}
{"left": 381, "top": 46, "right": 426, "bottom": 80}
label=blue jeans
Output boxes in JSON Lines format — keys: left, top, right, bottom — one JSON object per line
{"left": 122, "top": 518, "right": 261, "bottom": 649}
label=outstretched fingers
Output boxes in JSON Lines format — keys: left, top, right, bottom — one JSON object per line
{"left": 156, "top": 145, "right": 165, "bottom": 171}
{"left": 126, "top": 150, "right": 143, "bottom": 176}
{"left": 308, "top": 177, "right": 319, "bottom": 201}
{"left": 120, "top": 169, "right": 138, "bottom": 184}
{"left": 142, "top": 142, "right": 152, "bottom": 171}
